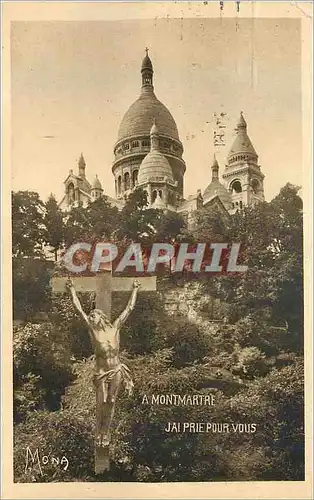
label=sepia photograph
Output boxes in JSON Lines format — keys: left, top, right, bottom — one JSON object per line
{"left": 1, "top": 1, "right": 313, "bottom": 499}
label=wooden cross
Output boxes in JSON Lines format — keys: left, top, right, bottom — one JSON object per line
{"left": 51, "top": 270, "right": 156, "bottom": 474}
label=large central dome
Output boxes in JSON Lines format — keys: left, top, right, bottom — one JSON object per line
{"left": 117, "top": 92, "right": 180, "bottom": 142}
{"left": 112, "top": 50, "right": 186, "bottom": 200}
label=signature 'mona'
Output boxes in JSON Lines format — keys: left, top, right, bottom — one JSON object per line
{"left": 25, "top": 447, "right": 69, "bottom": 476}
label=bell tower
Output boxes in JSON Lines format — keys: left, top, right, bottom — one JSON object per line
{"left": 222, "top": 112, "right": 265, "bottom": 211}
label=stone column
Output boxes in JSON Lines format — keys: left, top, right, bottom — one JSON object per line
{"left": 147, "top": 183, "right": 152, "bottom": 205}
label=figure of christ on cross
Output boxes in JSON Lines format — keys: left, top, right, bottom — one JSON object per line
{"left": 65, "top": 276, "right": 141, "bottom": 449}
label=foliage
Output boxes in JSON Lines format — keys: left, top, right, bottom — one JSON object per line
{"left": 14, "top": 410, "right": 94, "bottom": 482}
{"left": 13, "top": 323, "right": 73, "bottom": 422}
{"left": 63, "top": 195, "right": 119, "bottom": 246}
{"left": 43, "top": 194, "right": 65, "bottom": 261}
{"left": 13, "top": 258, "right": 53, "bottom": 320}
{"left": 12, "top": 191, "right": 45, "bottom": 257}
{"left": 119, "top": 293, "right": 167, "bottom": 355}
{"left": 13, "top": 352, "right": 303, "bottom": 482}
{"left": 48, "top": 292, "right": 95, "bottom": 360}
{"left": 194, "top": 184, "right": 303, "bottom": 350}
{"left": 161, "top": 316, "right": 211, "bottom": 368}
{"left": 116, "top": 188, "right": 159, "bottom": 243}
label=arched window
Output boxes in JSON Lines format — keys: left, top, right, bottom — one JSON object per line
{"left": 68, "top": 182, "right": 75, "bottom": 204}
{"left": 131, "top": 141, "right": 139, "bottom": 149}
{"left": 158, "top": 190, "right": 163, "bottom": 198}
{"left": 117, "top": 176, "right": 122, "bottom": 194}
{"left": 124, "top": 172, "right": 130, "bottom": 191}
{"left": 132, "top": 169, "right": 138, "bottom": 187}
{"left": 251, "top": 178, "right": 260, "bottom": 195}
{"left": 230, "top": 180, "right": 242, "bottom": 193}
{"left": 152, "top": 190, "right": 157, "bottom": 203}
{"left": 239, "top": 201, "right": 243, "bottom": 209}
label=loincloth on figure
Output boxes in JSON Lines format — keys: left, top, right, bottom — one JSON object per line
{"left": 92, "top": 362, "right": 134, "bottom": 397}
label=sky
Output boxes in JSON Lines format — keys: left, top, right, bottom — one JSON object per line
{"left": 11, "top": 17, "right": 302, "bottom": 202}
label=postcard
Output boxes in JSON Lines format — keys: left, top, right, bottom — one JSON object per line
{"left": 2, "top": 1, "right": 313, "bottom": 499}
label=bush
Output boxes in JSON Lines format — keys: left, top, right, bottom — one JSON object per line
{"left": 14, "top": 410, "right": 94, "bottom": 482}
{"left": 14, "top": 323, "right": 73, "bottom": 422}
{"left": 162, "top": 316, "right": 211, "bottom": 368}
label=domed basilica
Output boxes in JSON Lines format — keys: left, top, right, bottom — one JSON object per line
{"left": 59, "top": 50, "right": 265, "bottom": 218}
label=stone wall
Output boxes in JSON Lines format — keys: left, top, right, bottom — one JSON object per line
{"left": 159, "top": 281, "right": 226, "bottom": 325}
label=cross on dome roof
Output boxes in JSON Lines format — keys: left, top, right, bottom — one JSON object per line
{"left": 141, "top": 48, "right": 153, "bottom": 72}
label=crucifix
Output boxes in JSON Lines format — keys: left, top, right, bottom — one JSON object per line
{"left": 51, "top": 270, "right": 156, "bottom": 474}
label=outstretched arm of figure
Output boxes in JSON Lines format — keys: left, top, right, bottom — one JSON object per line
{"left": 113, "top": 280, "right": 141, "bottom": 334}
{"left": 66, "top": 277, "right": 90, "bottom": 327}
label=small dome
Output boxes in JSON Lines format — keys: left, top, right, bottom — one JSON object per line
{"left": 203, "top": 156, "right": 231, "bottom": 207}
{"left": 138, "top": 119, "right": 174, "bottom": 185}
{"left": 227, "top": 112, "right": 257, "bottom": 160}
{"left": 203, "top": 179, "right": 232, "bottom": 207}
{"left": 138, "top": 151, "right": 174, "bottom": 185}
{"left": 92, "top": 175, "right": 102, "bottom": 190}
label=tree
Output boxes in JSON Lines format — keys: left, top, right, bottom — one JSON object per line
{"left": 85, "top": 196, "right": 120, "bottom": 241}
{"left": 43, "top": 194, "right": 65, "bottom": 261}
{"left": 153, "top": 211, "right": 186, "bottom": 243}
{"left": 116, "top": 188, "right": 160, "bottom": 243}
{"left": 13, "top": 258, "right": 53, "bottom": 320}
{"left": 64, "top": 195, "right": 119, "bottom": 246}
{"left": 63, "top": 204, "right": 90, "bottom": 247}
{"left": 195, "top": 184, "right": 303, "bottom": 345}
{"left": 192, "top": 205, "right": 230, "bottom": 244}
{"left": 12, "top": 191, "right": 45, "bottom": 257}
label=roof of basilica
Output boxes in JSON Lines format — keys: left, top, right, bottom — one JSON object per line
{"left": 203, "top": 155, "right": 232, "bottom": 207}
{"left": 92, "top": 174, "right": 102, "bottom": 190}
{"left": 117, "top": 92, "right": 180, "bottom": 142}
{"left": 203, "top": 179, "right": 232, "bottom": 206}
{"left": 227, "top": 112, "right": 257, "bottom": 160}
